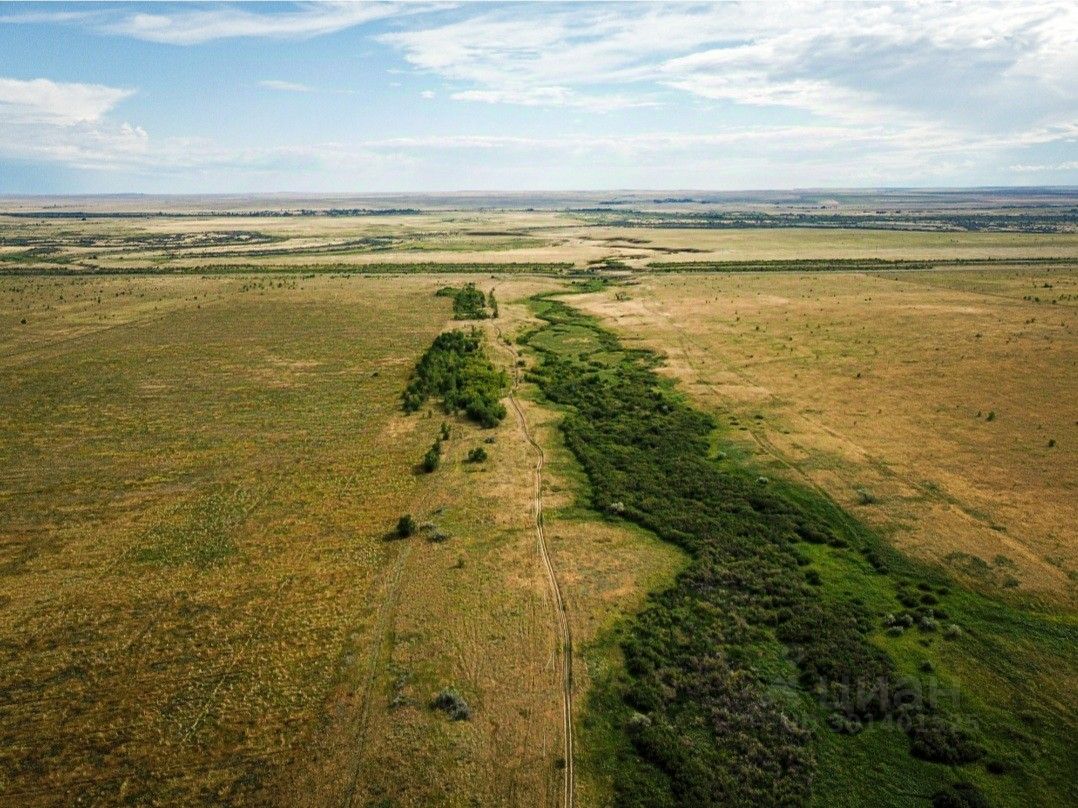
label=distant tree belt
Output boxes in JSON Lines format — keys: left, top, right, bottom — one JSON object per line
{"left": 0, "top": 262, "right": 574, "bottom": 277}
{"left": 572, "top": 210, "right": 1078, "bottom": 233}
{"left": 646, "top": 257, "right": 1076, "bottom": 272}
{"left": 402, "top": 328, "right": 508, "bottom": 427}
{"left": 522, "top": 298, "right": 987, "bottom": 807}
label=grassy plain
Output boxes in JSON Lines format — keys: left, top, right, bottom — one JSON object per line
{"left": 0, "top": 271, "right": 681, "bottom": 806}
{"left": 573, "top": 266, "right": 1077, "bottom": 606}
{"left": 1, "top": 196, "right": 1076, "bottom": 807}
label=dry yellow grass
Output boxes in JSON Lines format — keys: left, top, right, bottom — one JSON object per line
{"left": 0, "top": 272, "right": 677, "bottom": 806}
{"left": 573, "top": 265, "right": 1077, "bottom": 605}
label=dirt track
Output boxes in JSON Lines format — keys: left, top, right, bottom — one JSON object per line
{"left": 501, "top": 333, "right": 575, "bottom": 808}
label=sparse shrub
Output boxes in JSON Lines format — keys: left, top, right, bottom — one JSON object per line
{"left": 431, "top": 687, "right": 471, "bottom": 720}
{"left": 397, "top": 514, "right": 417, "bottom": 538}
{"left": 467, "top": 446, "right": 488, "bottom": 463}
{"left": 440, "top": 421, "right": 451, "bottom": 440}
{"left": 931, "top": 782, "right": 990, "bottom": 808}
{"left": 855, "top": 487, "right": 877, "bottom": 505}
{"left": 985, "top": 758, "right": 1010, "bottom": 775}
{"left": 943, "top": 623, "right": 963, "bottom": 639}
{"left": 909, "top": 715, "right": 983, "bottom": 764}
{"left": 986, "top": 411, "right": 996, "bottom": 422}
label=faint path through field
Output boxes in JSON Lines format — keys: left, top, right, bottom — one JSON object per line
{"left": 498, "top": 328, "right": 575, "bottom": 808}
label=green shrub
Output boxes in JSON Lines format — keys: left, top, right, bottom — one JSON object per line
{"left": 909, "top": 715, "right": 983, "bottom": 764}
{"left": 397, "top": 514, "right": 417, "bottom": 538}
{"left": 931, "top": 782, "right": 989, "bottom": 808}
{"left": 467, "top": 446, "right": 488, "bottom": 463}
{"left": 421, "top": 442, "right": 441, "bottom": 473}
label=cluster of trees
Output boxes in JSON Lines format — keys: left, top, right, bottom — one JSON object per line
{"left": 402, "top": 329, "right": 508, "bottom": 428}
{"left": 524, "top": 300, "right": 982, "bottom": 806}
{"left": 435, "top": 283, "right": 498, "bottom": 320}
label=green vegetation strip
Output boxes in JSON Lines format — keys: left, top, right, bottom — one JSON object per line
{"left": 521, "top": 295, "right": 1077, "bottom": 807}
{"left": 402, "top": 328, "right": 508, "bottom": 427}
{"left": 0, "top": 261, "right": 574, "bottom": 277}
{"left": 646, "top": 257, "right": 1077, "bottom": 273}
{"left": 577, "top": 210, "right": 1078, "bottom": 233}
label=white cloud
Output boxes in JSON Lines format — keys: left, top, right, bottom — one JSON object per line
{"left": 103, "top": 2, "right": 414, "bottom": 46}
{"left": 1009, "top": 161, "right": 1078, "bottom": 172}
{"left": 0, "top": 77, "right": 133, "bottom": 124}
{"left": 260, "top": 80, "right": 316, "bottom": 93}
{"left": 380, "top": 1, "right": 1078, "bottom": 132}
{"left": 420, "top": 90, "right": 435, "bottom": 100}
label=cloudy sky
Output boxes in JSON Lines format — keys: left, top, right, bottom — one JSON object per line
{"left": 1, "top": 1, "right": 1075, "bottom": 193}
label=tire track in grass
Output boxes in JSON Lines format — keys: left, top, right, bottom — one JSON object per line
{"left": 498, "top": 329, "right": 575, "bottom": 808}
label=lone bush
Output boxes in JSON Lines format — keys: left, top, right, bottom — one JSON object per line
{"left": 422, "top": 444, "right": 441, "bottom": 473}
{"left": 431, "top": 687, "right": 471, "bottom": 720}
{"left": 397, "top": 514, "right": 417, "bottom": 538}
{"left": 909, "top": 715, "right": 983, "bottom": 764}
{"left": 931, "top": 782, "right": 989, "bottom": 808}
{"left": 467, "top": 446, "right": 488, "bottom": 463}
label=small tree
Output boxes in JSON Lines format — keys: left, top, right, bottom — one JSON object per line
{"left": 422, "top": 443, "right": 441, "bottom": 473}
{"left": 397, "top": 514, "right": 417, "bottom": 538}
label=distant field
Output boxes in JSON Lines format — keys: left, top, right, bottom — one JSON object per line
{"left": 2, "top": 208, "right": 1076, "bottom": 274}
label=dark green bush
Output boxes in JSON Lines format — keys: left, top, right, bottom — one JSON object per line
{"left": 909, "top": 715, "right": 983, "bottom": 764}
{"left": 421, "top": 442, "right": 441, "bottom": 473}
{"left": 931, "top": 782, "right": 990, "bottom": 808}
{"left": 397, "top": 514, "right": 417, "bottom": 538}
{"left": 467, "top": 446, "right": 488, "bottom": 463}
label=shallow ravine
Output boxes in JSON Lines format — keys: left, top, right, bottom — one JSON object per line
{"left": 518, "top": 290, "right": 1077, "bottom": 808}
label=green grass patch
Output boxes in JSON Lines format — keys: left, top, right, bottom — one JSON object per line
{"left": 131, "top": 487, "right": 261, "bottom": 568}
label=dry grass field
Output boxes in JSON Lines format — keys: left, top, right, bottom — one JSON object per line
{"left": 573, "top": 266, "right": 1077, "bottom": 605}
{"left": 0, "top": 270, "right": 680, "bottom": 806}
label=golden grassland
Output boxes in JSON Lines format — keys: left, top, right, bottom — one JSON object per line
{"left": 572, "top": 265, "right": 1077, "bottom": 606}
{"left": 0, "top": 272, "right": 677, "bottom": 806}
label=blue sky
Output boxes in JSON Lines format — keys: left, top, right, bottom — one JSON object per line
{"left": 0, "top": 1, "right": 1075, "bottom": 193}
